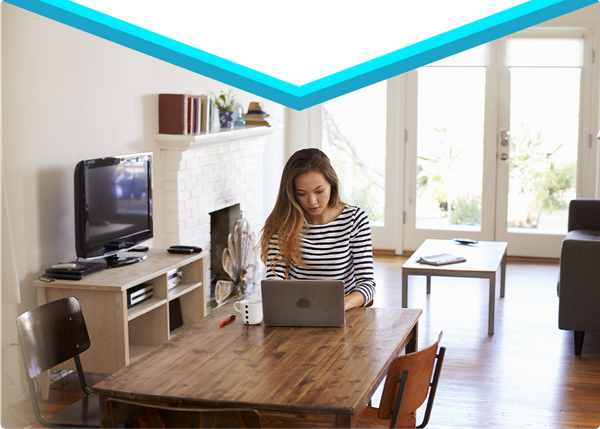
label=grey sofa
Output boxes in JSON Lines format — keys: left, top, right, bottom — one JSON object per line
{"left": 558, "top": 198, "right": 600, "bottom": 355}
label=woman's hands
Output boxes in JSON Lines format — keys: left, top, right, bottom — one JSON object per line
{"left": 344, "top": 291, "right": 366, "bottom": 311}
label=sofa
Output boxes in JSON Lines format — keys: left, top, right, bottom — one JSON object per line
{"left": 558, "top": 199, "right": 600, "bottom": 355}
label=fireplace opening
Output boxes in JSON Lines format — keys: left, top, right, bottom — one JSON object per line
{"left": 209, "top": 204, "right": 241, "bottom": 298}
{"left": 208, "top": 203, "right": 262, "bottom": 306}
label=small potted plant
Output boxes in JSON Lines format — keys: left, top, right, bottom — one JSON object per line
{"left": 211, "top": 89, "right": 235, "bottom": 129}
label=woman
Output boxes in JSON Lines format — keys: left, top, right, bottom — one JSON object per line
{"left": 260, "top": 148, "right": 375, "bottom": 311}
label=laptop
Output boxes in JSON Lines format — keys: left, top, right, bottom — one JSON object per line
{"left": 261, "top": 279, "right": 346, "bottom": 327}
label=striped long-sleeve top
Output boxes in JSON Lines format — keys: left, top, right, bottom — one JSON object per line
{"left": 265, "top": 205, "right": 376, "bottom": 306}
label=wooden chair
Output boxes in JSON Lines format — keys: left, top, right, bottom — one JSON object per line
{"left": 16, "top": 296, "right": 100, "bottom": 428}
{"left": 356, "top": 332, "right": 445, "bottom": 429}
{"left": 105, "top": 398, "right": 262, "bottom": 428}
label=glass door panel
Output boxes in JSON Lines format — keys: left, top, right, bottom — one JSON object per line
{"left": 504, "top": 37, "right": 582, "bottom": 236}
{"left": 507, "top": 67, "right": 580, "bottom": 233}
{"left": 415, "top": 67, "right": 486, "bottom": 231}
{"left": 321, "top": 81, "right": 387, "bottom": 223}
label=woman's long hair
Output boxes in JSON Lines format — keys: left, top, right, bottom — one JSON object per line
{"left": 260, "top": 148, "right": 345, "bottom": 276}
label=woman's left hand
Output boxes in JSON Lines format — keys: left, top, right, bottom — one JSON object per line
{"left": 344, "top": 291, "right": 366, "bottom": 311}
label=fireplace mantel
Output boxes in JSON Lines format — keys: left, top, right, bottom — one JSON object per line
{"left": 154, "top": 123, "right": 280, "bottom": 260}
{"left": 156, "top": 124, "right": 284, "bottom": 151}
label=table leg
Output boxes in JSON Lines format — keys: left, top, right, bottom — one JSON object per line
{"left": 402, "top": 271, "right": 408, "bottom": 308}
{"left": 405, "top": 322, "right": 419, "bottom": 354}
{"left": 426, "top": 276, "right": 431, "bottom": 294}
{"left": 488, "top": 274, "right": 496, "bottom": 335}
{"left": 500, "top": 250, "right": 507, "bottom": 298}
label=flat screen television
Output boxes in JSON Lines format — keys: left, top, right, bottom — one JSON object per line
{"left": 74, "top": 152, "right": 153, "bottom": 268}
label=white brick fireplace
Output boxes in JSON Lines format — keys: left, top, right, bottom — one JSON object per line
{"left": 154, "top": 126, "right": 283, "bottom": 263}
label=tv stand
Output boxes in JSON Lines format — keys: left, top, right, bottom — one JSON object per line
{"left": 104, "top": 251, "right": 148, "bottom": 268}
{"left": 34, "top": 248, "right": 208, "bottom": 400}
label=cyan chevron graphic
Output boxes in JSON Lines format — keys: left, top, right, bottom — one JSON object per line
{"left": 4, "top": 0, "right": 597, "bottom": 110}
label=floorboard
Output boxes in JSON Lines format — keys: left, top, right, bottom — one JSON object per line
{"left": 7, "top": 255, "right": 600, "bottom": 428}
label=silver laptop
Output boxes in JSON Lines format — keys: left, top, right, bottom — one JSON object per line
{"left": 261, "top": 279, "right": 346, "bottom": 327}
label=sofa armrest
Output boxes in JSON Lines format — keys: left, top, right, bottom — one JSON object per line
{"left": 568, "top": 199, "right": 600, "bottom": 232}
{"left": 558, "top": 237, "right": 600, "bottom": 333}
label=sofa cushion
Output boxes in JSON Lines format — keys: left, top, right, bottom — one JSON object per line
{"left": 565, "top": 229, "right": 600, "bottom": 241}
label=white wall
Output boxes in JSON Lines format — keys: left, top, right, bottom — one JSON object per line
{"left": 0, "top": 3, "right": 284, "bottom": 426}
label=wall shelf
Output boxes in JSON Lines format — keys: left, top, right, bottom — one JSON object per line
{"left": 156, "top": 124, "right": 284, "bottom": 151}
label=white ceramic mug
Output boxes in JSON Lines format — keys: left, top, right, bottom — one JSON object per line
{"left": 234, "top": 299, "right": 263, "bottom": 325}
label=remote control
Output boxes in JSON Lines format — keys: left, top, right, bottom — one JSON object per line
{"left": 169, "top": 245, "right": 203, "bottom": 253}
{"left": 453, "top": 238, "right": 478, "bottom": 245}
{"left": 167, "top": 248, "right": 195, "bottom": 254}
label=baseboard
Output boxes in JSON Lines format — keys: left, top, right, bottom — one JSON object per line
{"left": 506, "top": 256, "right": 559, "bottom": 264}
{"left": 372, "top": 249, "right": 397, "bottom": 256}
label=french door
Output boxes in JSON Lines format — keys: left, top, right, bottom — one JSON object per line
{"left": 403, "top": 30, "right": 595, "bottom": 258}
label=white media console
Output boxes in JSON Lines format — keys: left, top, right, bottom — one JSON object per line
{"left": 33, "top": 248, "right": 209, "bottom": 399}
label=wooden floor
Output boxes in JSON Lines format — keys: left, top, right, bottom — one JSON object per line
{"left": 8, "top": 255, "right": 600, "bottom": 428}
{"left": 373, "top": 254, "right": 600, "bottom": 428}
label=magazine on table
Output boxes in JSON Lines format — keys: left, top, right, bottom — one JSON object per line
{"left": 417, "top": 253, "right": 466, "bottom": 266}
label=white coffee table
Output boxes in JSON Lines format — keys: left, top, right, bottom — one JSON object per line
{"left": 402, "top": 239, "right": 508, "bottom": 334}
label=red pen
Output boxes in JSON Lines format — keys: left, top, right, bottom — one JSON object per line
{"left": 220, "top": 314, "right": 236, "bottom": 326}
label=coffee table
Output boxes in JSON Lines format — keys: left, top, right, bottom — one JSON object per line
{"left": 402, "top": 239, "right": 507, "bottom": 334}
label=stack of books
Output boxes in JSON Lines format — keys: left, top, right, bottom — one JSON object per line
{"left": 158, "top": 93, "right": 213, "bottom": 134}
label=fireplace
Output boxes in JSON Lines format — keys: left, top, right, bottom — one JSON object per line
{"left": 155, "top": 129, "right": 277, "bottom": 303}
{"left": 210, "top": 203, "right": 241, "bottom": 295}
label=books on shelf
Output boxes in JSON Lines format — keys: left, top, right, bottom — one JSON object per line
{"left": 190, "top": 94, "right": 211, "bottom": 133}
{"left": 158, "top": 94, "right": 187, "bottom": 135}
{"left": 158, "top": 93, "right": 212, "bottom": 135}
{"left": 416, "top": 253, "right": 466, "bottom": 266}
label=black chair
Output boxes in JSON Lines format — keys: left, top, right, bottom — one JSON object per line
{"left": 16, "top": 296, "right": 100, "bottom": 428}
{"left": 356, "top": 332, "right": 445, "bottom": 428}
{"left": 105, "top": 398, "right": 262, "bottom": 428}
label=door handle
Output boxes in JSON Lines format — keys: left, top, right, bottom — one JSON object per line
{"left": 500, "top": 153, "right": 509, "bottom": 161}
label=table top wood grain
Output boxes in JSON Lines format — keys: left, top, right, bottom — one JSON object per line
{"left": 92, "top": 301, "right": 421, "bottom": 428}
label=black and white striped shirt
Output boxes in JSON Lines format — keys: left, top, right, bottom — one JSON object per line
{"left": 265, "top": 205, "right": 376, "bottom": 306}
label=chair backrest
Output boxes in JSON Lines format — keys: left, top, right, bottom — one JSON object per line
{"left": 377, "top": 332, "right": 444, "bottom": 427}
{"left": 105, "top": 398, "right": 261, "bottom": 428}
{"left": 16, "top": 296, "right": 90, "bottom": 379}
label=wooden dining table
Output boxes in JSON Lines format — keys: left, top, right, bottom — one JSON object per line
{"left": 92, "top": 300, "right": 422, "bottom": 428}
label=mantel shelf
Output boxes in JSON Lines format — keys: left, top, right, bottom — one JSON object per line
{"left": 156, "top": 124, "right": 284, "bottom": 151}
